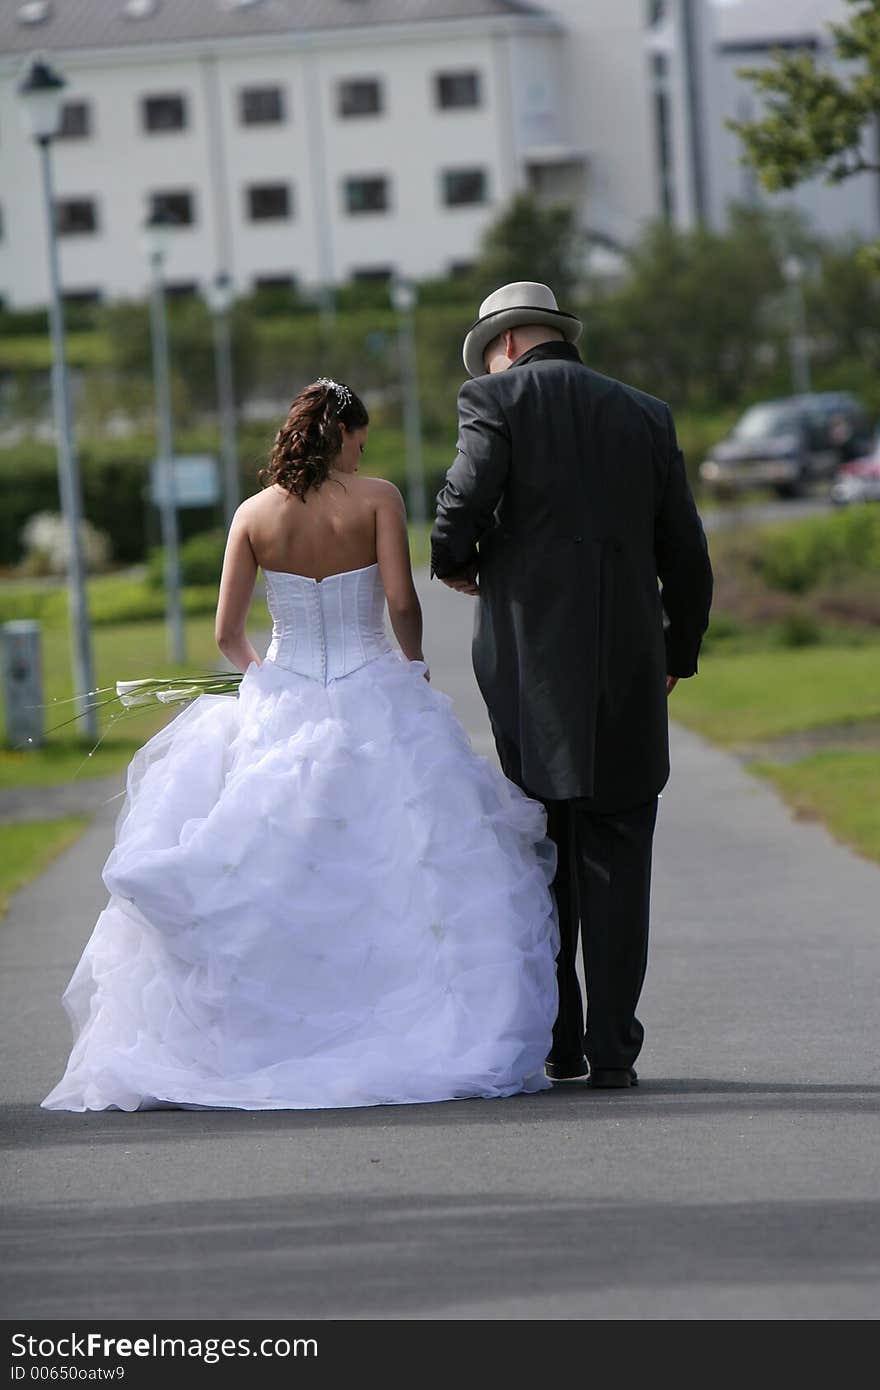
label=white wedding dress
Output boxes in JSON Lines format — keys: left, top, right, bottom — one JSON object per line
{"left": 41, "top": 561, "right": 560, "bottom": 1112}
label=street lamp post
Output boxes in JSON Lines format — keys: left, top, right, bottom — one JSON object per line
{"left": 205, "top": 272, "right": 239, "bottom": 532}
{"left": 782, "top": 254, "right": 811, "bottom": 397}
{"left": 143, "top": 207, "right": 186, "bottom": 665}
{"left": 390, "top": 276, "right": 427, "bottom": 525}
{"left": 17, "top": 57, "right": 99, "bottom": 741}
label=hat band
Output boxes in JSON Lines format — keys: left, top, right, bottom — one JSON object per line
{"left": 466, "top": 304, "right": 581, "bottom": 333}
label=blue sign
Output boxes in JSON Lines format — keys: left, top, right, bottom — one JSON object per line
{"left": 150, "top": 455, "right": 220, "bottom": 508}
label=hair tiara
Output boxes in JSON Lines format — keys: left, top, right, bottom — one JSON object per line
{"left": 316, "top": 376, "right": 353, "bottom": 410}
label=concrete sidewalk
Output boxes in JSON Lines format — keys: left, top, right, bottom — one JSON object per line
{"left": 1, "top": 574, "right": 878, "bottom": 1319}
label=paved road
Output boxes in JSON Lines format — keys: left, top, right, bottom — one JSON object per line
{"left": 2, "top": 573, "right": 879, "bottom": 1320}
{"left": 703, "top": 493, "right": 832, "bottom": 533}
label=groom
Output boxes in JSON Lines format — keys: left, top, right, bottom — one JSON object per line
{"left": 430, "top": 281, "right": 713, "bottom": 1088}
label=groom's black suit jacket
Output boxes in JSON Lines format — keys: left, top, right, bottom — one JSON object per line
{"left": 430, "top": 340, "right": 713, "bottom": 810}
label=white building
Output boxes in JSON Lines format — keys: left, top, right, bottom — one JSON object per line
{"left": 0, "top": 0, "right": 581, "bottom": 309}
{"left": 643, "top": 0, "right": 880, "bottom": 239}
{"left": 0, "top": 1, "right": 876, "bottom": 311}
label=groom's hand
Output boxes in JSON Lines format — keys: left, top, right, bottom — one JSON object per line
{"left": 666, "top": 675, "right": 679, "bottom": 695}
{"left": 440, "top": 560, "right": 479, "bottom": 597}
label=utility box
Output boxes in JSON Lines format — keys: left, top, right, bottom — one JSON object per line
{"left": 1, "top": 620, "right": 44, "bottom": 749}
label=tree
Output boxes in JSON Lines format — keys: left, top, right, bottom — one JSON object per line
{"left": 582, "top": 204, "right": 815, "bottom": 406}
{"left": 728, "top": 0, "right": 880, "bottom": 270}
{"left": 470, "top": 192, "right": 585, "bottom": 304}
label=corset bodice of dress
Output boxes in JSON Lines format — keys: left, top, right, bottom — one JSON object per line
{"left": 262, "top": 561, "right": 393, "bottom": 683}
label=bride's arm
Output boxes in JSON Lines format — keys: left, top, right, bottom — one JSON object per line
{"left": 215, "top": 504, "right": 264, "bottom": 673}
{"left": 374, "top": 481, "right": 426, "bottom": 670}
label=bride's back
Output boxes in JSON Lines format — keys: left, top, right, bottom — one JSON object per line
{"left": 233, "top": 377, "right": 423, "bottom": 672}
{"left": 250, "top": 473, "right": 386, "bottom": 579}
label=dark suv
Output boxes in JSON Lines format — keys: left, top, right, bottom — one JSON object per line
{"left": 699, "top": 392, "right": 873, "bottom": 499}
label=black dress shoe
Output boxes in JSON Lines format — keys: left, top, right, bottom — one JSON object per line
{"left": 545, "top": 1058, "right": 590, "bottom": 1082}
{"left": 588, "top": 1067, "right": 639, "bottom": 1089}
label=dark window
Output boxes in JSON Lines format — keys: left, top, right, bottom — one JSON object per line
{"left": 352, "top": 266, "right": 393, "bottom": 282}
{"left": 254, "top": 274, "right": 298, "bottom": 292}
{"left": 443, "top": 168, "right": 487, "bottom": 207}
{"left": 651, "top": 51, "right": 668, "bottom": 77}
{"left": 148, "top": 190, "right": 195, "bottom": 226}
{"left": 344, "top": 177, "right": 389, "bottom": 215}
{"left": 142, "top": 94, "right": 187, "bottom": 133}
{"left": 55, "top": 198, "right": 98, "bottom": 236}
{"left": 57, "top": 100, "right": 91, "bottom": 139}
{"left": 240, "top": 86, "right": 285, "bottom": 125}
{"left": 164, "top": 282, "right": 199, "bottom": 300}
{"left": 247, "top": 184, "right": 292, "bottom": 221}
{"left": 435, "top": 71, "right": 481, "bottom": 110}
{"left": 338, "top": 79, "right": 383, "bottom": 118}
{"left": 653, "top": 88, "right": 675, "bottom": 222}
{"left": 450, "top": 260, "right": 474, "bottom": 278}
{"left": 63, "top": 289, "right": 102, "bottom": 306}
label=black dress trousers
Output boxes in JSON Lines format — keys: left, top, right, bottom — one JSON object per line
{"left": 491, "top": 718, "right": 658, "bottom": 1072}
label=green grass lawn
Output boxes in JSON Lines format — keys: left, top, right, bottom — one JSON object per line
{"left": 0, "top": 815, "right": 92, "bottom": 918}
{"left": 752, "top": 752, "right": 880, "bottom": 864}
{"left": 673, "top": 644, "right": 880, "bottom": 746}
{"left": 0, "top": 611, "right": 233, "bottom": 787}
{"left": 674, "top": 643, "right": 880, "bottom": 866}
{"left": 1, "top": 523, "right": 433, "bottom": 788}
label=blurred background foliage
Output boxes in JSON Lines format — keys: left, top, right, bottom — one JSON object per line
{"left": 0, "top": 192, "right": 878, "bottom": 581}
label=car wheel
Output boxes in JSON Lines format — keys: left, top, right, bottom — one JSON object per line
{"left": 776, "top": 470, "right": 808, "bottom": 500}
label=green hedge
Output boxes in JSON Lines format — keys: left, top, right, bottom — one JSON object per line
{"left": 756, "top": 505, "right": 880, "bottom": 594}
{"left": 146, "top": 528, "right": 227, "bottom": 589}
{"left": 0, "top": 422, "right": 454, "bottom": 569}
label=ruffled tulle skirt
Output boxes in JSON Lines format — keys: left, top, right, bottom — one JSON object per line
{"left": 41, "top": 650, "right": 560, "bottom": 1111}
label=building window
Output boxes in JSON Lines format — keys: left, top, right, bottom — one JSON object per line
{"left": 142, "top": 94, "right": 188, "bottom": 133}
{"left": 435, "top": 71, "right": 481, "bottom": 110}
{"left": 57, "top": 100, "right": 91, "bottom": 139}
{"left": 254, "top": 274, "right": 298, "bottom": 292}
{"left": 449, "top": 260, "right": 474, "bottom": 278}
{"left": 63, "top": 289, "right": 102, "bottom": 306}
{"left": 240, "top": 86, "right": 285, "bottom": 125}
{"left": 148, "top": 190, "right": 195, "bottom": 226}
{"left": 247, "top": 184, "right": 292, "bottom": 221}
{"left": 55, "top": 198, "right": 98, "bottom": 236}
{"left": 352, "top": 266, "right": 393, "bottom": 282}
{"left": 653, "top": 88, "right": 675, "bottom": 222}
{"left": 338, "top": 79, "right": 383, "bottom": 118}
{"left": 344, "top": 176, "right": 389, "bottom": 215}
{"left": 443, "top": 168, "right": 487, "bottom": 207}
{"left": 164, "top": 282, "right": 199, "bottom": 300}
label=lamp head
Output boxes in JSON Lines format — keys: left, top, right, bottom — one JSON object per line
{"left": 205, "top": 271, "right": 234, "bottom": 316}
{"left": 142, "top": 204, "right": 179, "bottom": 263}
{"left": 390, "top": 277, "right": 417, "bottom": 315}
{"left": 17, "top": 55, "right": 66, "bottom": 142}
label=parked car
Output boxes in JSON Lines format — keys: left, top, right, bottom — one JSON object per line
{"left": 831, "top": 428, "right": 880, "bottom": 505}
{"left": 699, "top": 392, "right": 874, "bottom": 499}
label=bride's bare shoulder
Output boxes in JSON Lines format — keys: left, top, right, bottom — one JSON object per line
{"left": 356, "top": 475, "right": 404, "bottom": 505}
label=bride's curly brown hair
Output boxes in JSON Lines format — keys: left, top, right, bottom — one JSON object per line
{"left": 258, "top": 378, "right": 369, "bottom": 502}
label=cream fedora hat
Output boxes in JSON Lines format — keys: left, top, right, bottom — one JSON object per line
{"left": 462, "top": 281, "right": 583, "bottom": 377}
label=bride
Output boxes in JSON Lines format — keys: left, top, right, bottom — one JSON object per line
{"left": 41, "top": 377, "right": 559, "bottom": 1112}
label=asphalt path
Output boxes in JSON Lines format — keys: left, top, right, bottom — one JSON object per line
{"left": 1, "top": 571, "right": 878, "bottom": 1320}
{"left": 703, "top": 493, "right": 832, "bottom": 533}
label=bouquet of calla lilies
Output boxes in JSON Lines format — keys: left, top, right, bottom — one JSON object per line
{"left": 15, "top": 671, "right": 246, "bottom": 773}
{"left": 115, "top": 674, "right": 243, "bottom": 708}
